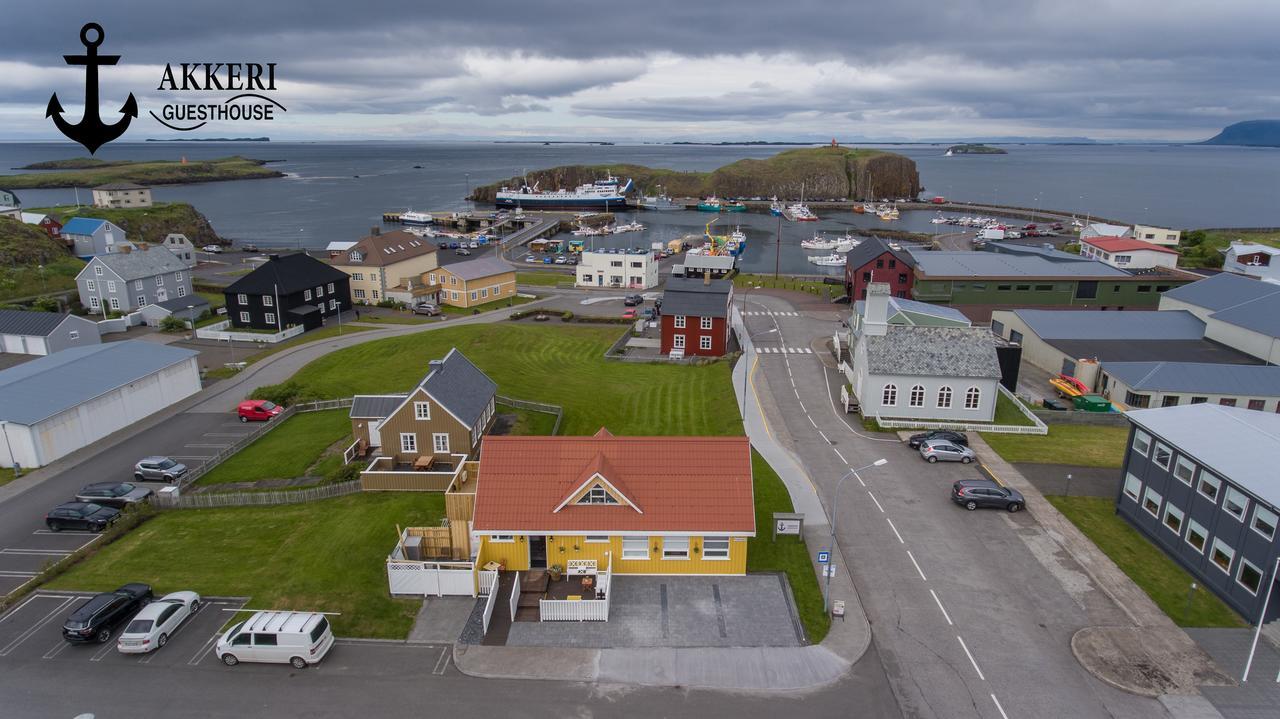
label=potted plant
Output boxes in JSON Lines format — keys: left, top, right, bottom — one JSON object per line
{"left": 548, "top": 563, "right": 563, "bottom": 582}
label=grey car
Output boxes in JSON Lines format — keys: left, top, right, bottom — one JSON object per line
{"left": 75, "top": 481, "right": 153, "bottom": 508}
{"left": 919, "top": 439, "right": 976, "bottom": 464}
{"left": 951, "top": 478, "right": 1025, "bottom": 512}
{"left": 133, "top": 456, "right": 188, "bottom": 483}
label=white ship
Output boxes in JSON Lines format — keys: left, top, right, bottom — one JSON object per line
{"left": 807, "top": 253, "right": 847, "bottom": 266}
{"left": 496, "top": 174, "right": 633, "bottom": 210}
{"left": 400, "top": 210, "right": 433, "bottom": 226}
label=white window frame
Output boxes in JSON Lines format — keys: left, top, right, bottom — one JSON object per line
{"left": 1198, "top": 473, "right": 1222, "bottom": 503}
{"left": 237, "top": 293, "right": 248, "bottom": 305}
{"left": 909, "top": 385, "right": 925, "bottom": 408}
{"left": 354, "top": 289, "right": 366, "bottom": 299}
{"left": 964, "top": 386, "right": 981, "bottom": 410}
{"left": 480, "top": 288, "right": 488, "bottom": 299}
{"left": 1123, "top": 473, "right": 1142, "bottom": 502}
{"left": 622, "top": 537, "right": 648, "bottom": 560}
{"left": 107, "top": 280, "right": 117, "bottom": 293}
{"left": 176, "top": 271, "right": 184, "bottom": 282}
{"left": 136, "top": 295, "right": 146, "bottom": 307}
{"left": 1162, "top": 503, "right": 1185, "bottom": 535}
{"left": 1185, "top": 519, "right": 1208, "bottom": 554}
{"left": 489, "top": 535, "right": 514, "bottom": 543}
{"left": 86, "top": 279, "right": 96, "bottom": 291}
{"left": 1252, "top": 505, "right": 1278, "bottom": 541}
{"left": 239, "top": 311, "right": 250, "bottom": 323}
{"left": 68, "top": 330, "right": 79, "bottom": 340}
{"left": 1132, "top": 429, "right": 1151, "bottom": 456}
{"left": 673, "top": 334, "right": 685, "bottom": 349}
{"left": 262, "top": 295, "right": 273, "bottom": 307}
{"left": 585, "top": 536, "right": 610, "bottom": 544}
{"left": 109, "top": 297, "right": 120, "bottom": 310}
{"left": 699, "top": 335, "right": 712, "bottom": 350}
{"left": 134, "top": 279, "right": 143, "bottom": 291}
{"left": 1152, "top": 442, "right": 1173, "bottom": 470}
{"left": 937, "top": 386, "right": 952, "bottom": 409}
{"left": 399, "top": 433, "right": 417, "bottom": 453}
{"left": 94, "top": 265, "right": 103, "bottom": 276}
{"left": 1237, "top": 557, "right": 1264, "bottom": 596}
{"left": 1210, "top": 537, "right": 1234, "bottom": 575}
{"left": 156, "top": 275, "right": 164, "bottom": 287}
{"left": 329, "top": 299, "right": 337, "bottom": 310}
{"left": 414, "top": 402, "right": 430, "bottom": 420}
{"left": 89, "top": 296, "right": 100, "bottom": 308}
{"left": 662, "top": 536, "right": 690, "bottom": 560}
{"left": 177, "top": 286, "right": 186, "bottom": 297}
{"left": 264, "top": 312, "right": 275, "bottom": 325}
{"left": 1224, "top": 486, "right": 1249, "bottom": 522}
{"left": 700, "top": 316, "right": 713, "bottom": 330}
{"left": 470, "top": 291, "right": 477, "bottom": 301}
{"left": 882, "top": 383, "right": 898, "bottom": 406}
{"left": 327, "top": 282, "right": 335, "bottom": 293}
{"left": 432, "top": 433, "right": 449, "bottom": 453}
{"left": 1172, "top": 456, "right": 1196, "bottom": 485}
{"left": 703, "top": 536, "right": 730, "bottom": 560}
{"left": 674, "top": 315, "right": 686, "bottom": 329}
{"left": 316, "top": 286, "right": 324, "bottom": 297}
{"left": 1142, "top": 486, "right": 1162, "bottom": 517}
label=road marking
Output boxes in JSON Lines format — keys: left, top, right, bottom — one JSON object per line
{"left": 806, "top": 415, "right": 817, "bottom": 428}
{"left": 956, "top": 635, "right": 985, "bottom": 681}
{"left": 89, "top": 638, "right": 117, "bottom": 661}
{"left": 885, "top": 517, "right": 904, "bottom": 544}
{"left": 906, "top": 550, "right": 928, "bottom": 581}
{"left": 818, "top": 431, "right": 829, "bottom": 443}
{"left": 866, "top": 491, "right": 884, "bottom": 513}
{"left": 0, "top": 593, "right": 47, "bottom": 624}
{"left": 203, "top": 433, "right": 248, "bottom": 437}
{"left": 833, "top": 448, "right": 847, "bottom": 464}
{"left": 184, "top": 443, "right": 231, "bottom": 448}
{"left": 0, "top": 571, "right": 38, "bottom": 578}
{"left": 990, "top": 694, "right": 1009, "bottom": 719}
{"left": 31, "top": 530, "right": 96, "bottom": 536}
{"left": 432, "top": 646, "right": 450, "bottom": 675}
{"left": 793, "top": 388, "right": 800, "bottom": 398}
{"left": 854, "top": 472, "right": 866, "bottom": 487}
{"left": 929, "top": 590, "right": 953, "bottom": 626}
{"left": 188, "top": 629, "right": 223, "bottom": 666}
{"left": 41, "top": 638, "right": 72, "bottom": 659}
{"left": 0, "top": 597, "right": 75, "bottom": 656}
{"left": 1, "top": 548, "right": 71, "bottom": 556}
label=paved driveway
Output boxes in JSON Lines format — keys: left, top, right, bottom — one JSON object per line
{"left": 505, "top": 575, "right": 805, "bottom": 648}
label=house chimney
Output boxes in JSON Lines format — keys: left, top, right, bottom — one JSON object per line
{"left": 863, "top": 282, "right": 890, "bottom": 336}
{"left": 371, "top": 226, "right": 380, "bottom": 236}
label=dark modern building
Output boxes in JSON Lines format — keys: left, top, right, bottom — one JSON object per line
{"left": 843, "top": 236, "right": 917, "bottom": 302}
{"left": 1117, "top": 403, "right": 1280, "bottom": 623}
{"left": 660, "top": 277, "right": 733, "bottom": 357}
{"left": 224, "top": 254, "right": 351, "bottom": 331}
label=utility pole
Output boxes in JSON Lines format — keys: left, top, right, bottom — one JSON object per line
{"left": 774, "top": 213, "right": 782, "bottom": 281}
{"left": 825, "top": 459, "right": 888, "bottom": 613}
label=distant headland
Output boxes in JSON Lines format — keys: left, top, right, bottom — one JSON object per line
{"left": 946, "top": 144, "right": 1007, "bottom": 155}
{"left": 1201, "top": 120, "right": 1280, "bottom": 148}
{"left": 144, "top": 137, "right": 270, "bottom": 142}
{"left": 2, "top": 156, "right": 284, "bottom": 189}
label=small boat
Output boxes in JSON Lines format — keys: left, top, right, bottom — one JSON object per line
{"left": 638, "top": 186, "right": 682, "bottom": 211}
{"left": 785, "top": 204, "right": 818, "bottom": 221}
{"left": 697, "top": 197, "right": 723, "bottom": 212}
{"left": 400, "top": 210, "right": 433, "bottom": 226}
{"left": 853, "top": 204, "right": 865, "bottom": 214}
{"left": 613, "top": 221, "right": 645, "bottom": 234}
{"left": 930, "top": 212, "right": 949, "bottom": 224}
{"left": 834, "top": 236, "right": 860, "bottom": 252}
{"left": 944, "top": 149, "right": 954, "bottom": 157}
{"left": 801, "top": 234, "right": 839, "bottom": 250}
{"left": 769, "top": 197, "right": 784, "bottom": 216}
{"left": 861, "top": 202, "right": 876, "bottom": 214}
{"left": 723, "top": 200, "right": 747, "bottom": 213}
{"left": 807, "top": 253, "right": 847, "bottom": 266}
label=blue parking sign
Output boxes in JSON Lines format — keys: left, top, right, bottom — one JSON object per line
{"left": 817, "top": 551, "right": 830, "bottom": 563}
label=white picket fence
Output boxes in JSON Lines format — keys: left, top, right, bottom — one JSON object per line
{"left": 874, "top": 385, "right": 1049, "bottom": 435}
{"left": 538, "top": 561, "right": 612, "bottom": 621}
{"left": 161, "top": 480, "right": 360, "bottom": 508}
{"left": 195, "top": 319, "right": 306, "bottom": 343}
{"left": 477, "top": 570, "right": 498, "bottom": 596}
{"left": 509, "top": 572, "right": 521, "bottom": 622}
{"left": 386, "top": 560, "right": 478, "bottom": 597}
{"left": 481, "top": 578, "right": 500, "bottom": 635}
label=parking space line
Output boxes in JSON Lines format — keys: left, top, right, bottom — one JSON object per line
{"left": 866, "top": 491, "right": 884, "bottom": 513}
{"left": 956, "top": 635, "right": 985, "bottom": 681}
{"left": 0, "top": 571, "right": 38, "bottom": 578}
{"left": 906, "top": 550, "right": 928, "bottom": 581}
{"left": 89, "top": 638, "right": 117, "bottom": 661}
{"left": 41, "top": 637, "right": 72, "bottom": 660}
{"left": 432, "top": 646, "right": 450, "bottom": 675}
{"left": 929, "top": 589, "right": 953, "bottom": 626}
{"left": 0, "top": 593, "right": 45, "bottom": 624}
{"left": 1, "top": 548, "right": 72, "bottom": 556}
{"left": 885, "top": 517, "right": 904, "bottom": 544}
{"left": 0, "top": 597, "right": 75, "bottom": 656}
{"left": 187, "top": 629, "right": 223, "bottom": 666}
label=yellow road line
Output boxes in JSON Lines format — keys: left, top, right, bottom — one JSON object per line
{"left": 747, "top": 354, "right": 775, "bottom": 441}
{"left": 979, "top": 461, "right": 1006, "bottom": 487}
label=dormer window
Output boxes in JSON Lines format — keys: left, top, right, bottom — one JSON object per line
{"left": 349, "top": 251, "right": 363, "bottom": 263}
{"left": 577, "top": 485, "right": 619, "bottom": 505}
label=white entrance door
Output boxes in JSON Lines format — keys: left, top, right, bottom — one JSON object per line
{"left": 368, "top": 420, "right": 383, "bottom": 448}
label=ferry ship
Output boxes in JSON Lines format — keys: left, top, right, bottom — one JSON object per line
{"left": 495, "top": 175, "right": 633, "bottom": 210}
{"left": 399, "top": 210, "right": 434, "bottom": 226}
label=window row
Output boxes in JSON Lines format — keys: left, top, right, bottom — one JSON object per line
{"left": 1131, "top": 430, "right": 1272, "bottom": 531}
{"left": 670, "top": 335, "right": 715, "bottom": 350}
{"left": 399, "top": 432, "right": 451, "bottom": 454}
{"left": 881, "top": 384, "right": 981, "bottom": 410}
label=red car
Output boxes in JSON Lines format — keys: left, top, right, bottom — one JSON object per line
{"left": 237, "top": 400, "right": 282, "bottom": 423}
{"left": 931, "top": 196, "right": 946, "bottom": 204}
{"left": 622, "top": 309, "right": 637, "bottom": 319}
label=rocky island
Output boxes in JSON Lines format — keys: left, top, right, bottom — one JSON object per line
{"left": 946, "top": 144, "right": 1007, "bottom": 155}
{"left": 469, "top": 146, "right": 922, "bottom": 202}
{"left": 3, "top": 156, "right": 284, "bottom": 189}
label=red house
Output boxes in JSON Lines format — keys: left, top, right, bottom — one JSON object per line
{"left": 21, "top": 213, "right": 63, "bottom": 241}
{"left": 844, "top": 236, "right": 917, "bottom": 302}
{"left": 660, "top": 277, "right": 734, "bottom": 357}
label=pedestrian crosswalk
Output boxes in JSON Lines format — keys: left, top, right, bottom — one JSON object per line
{"left": 743, "top": 311, "right": 800, "bottom": 316}
{"left": 755, "top": 347, "right": 813, "bottom": 354}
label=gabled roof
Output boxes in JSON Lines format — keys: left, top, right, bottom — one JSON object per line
{"left": 442, "top": 255, "right": 512, "bottom": 281}
{"left": 661, "top": 277, "right": 733, "bottom": 318}
{"left": 0, "top": 309, "right": 74, "bottom": 336}
{"left": 0, "top": 341, "right": 197, "bottom": 425}
{"left": 225, "top": 253, "right": 348, "bottom": 295}
{"left": 1082, "top": 222, "right": 1131, "bottom": 237}
{"left": 61, "top": 217, "right": 107, "bottom": 235}
{"left": 553, "top": 452, "right": 641, "bottom": 513}
{"left": 888, "top": 297, "right": 970, "bottom": 326}
{"left": 910, "top": 251, "right": 1128, "bottom": 279}
{"left": 349, "top": 394, "right": 408, "bottom": 419}
{"left": 861, "top": 326, "right": 1001, "bottom": 379}
{"left": 417, "top": 348, "right": 497, "bottom": 428}
{"left": 472, "top": 434, "right": 754, "bottom": 534}
{"left": 844, "top": 235, "right": 915, "bottom": 272}
{"left": 1228, "top": 243, "right": 1280, "bottom": 257}
{"left": 1082, "top": 236, "right": 1179, "bottom": 255}
{"left": 20, "top": 212, "right": 53, "bottom": 225}
{"left": 1102, "top": 361, "right": 1280, "bottom": 396}
{"left": 93, "top": 182, "right": 147, "bottom": 190}
{"left": 84, "top": 246, "right": 187, "bottom": 281}
{"left": 1007, "top": 309, "right": 1205, "bottom": 341}
{"left": 1126, "top": 404, "right": 1280, "bottom": 511}
{"left": 337, "top": 230, "right": 436, "bottom": 267}
{"left": 1161, "top": 272, "right": 1280, "bottom": 312}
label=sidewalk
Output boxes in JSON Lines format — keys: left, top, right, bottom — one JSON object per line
{"left": 971, "top": 434, "right": 1234, "bottom": 700}
{"left": 452, "top": 306, "right": 870, "bottom": 692}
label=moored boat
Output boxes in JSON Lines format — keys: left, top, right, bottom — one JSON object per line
{"left": 807, "top": 253, "right": 847, "bottom": 266}
{"left": 496, "top": 174, "right": 633, "bottom": 210}
{"left": 400, "top": 210, "right": 433, "bottom": 226}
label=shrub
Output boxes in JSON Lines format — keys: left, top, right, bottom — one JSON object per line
{"left": 325, "top": 461, "right": 361, "bottom": 485}
{"left": 561, "top": 311, "right": 574, "bottom": 322}
{"left": 30, "top": 297, "right": 60, "bottom": 312}
{"left": 249, "top": 380, "right": 314, "bottom": 406}
{"left": 376, "top": 299, "right": 404, "bottom": 309}
{"left": 159, "top": 315, "right": 188, "bottom": 333}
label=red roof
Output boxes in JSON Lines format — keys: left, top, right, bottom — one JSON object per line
{"left": 472, "top": 432, "right": 755, "bottom": 535}
{"left": 1082, "top": 236, "right": 1178, "bottom": 255}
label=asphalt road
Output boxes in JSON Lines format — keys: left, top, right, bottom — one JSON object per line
{"left": 739, "top": 293, "right": 1166, "bottom": 718}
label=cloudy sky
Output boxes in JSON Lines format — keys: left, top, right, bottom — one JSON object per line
{"left": 2, "top": 1, "right": 1275, "bottom": 142}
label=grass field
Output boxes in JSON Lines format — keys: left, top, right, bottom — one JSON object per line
{"left": 47, "top": 494, "right": 443, "bottom": 638}
{"left": 241, "top": 324, "right": 371, "bottom": 365}
{"left": 195, "top": 291, "right": 226, "bottom": 309}
{"left": 516, "top": 271, "right": 571, "bottom": 286}
{"left": 439, "top": 295, "right": 535, "bottom": 316}
{"left": 982, "top": 424, "right": 1129, "bottom": 468}
{"left": 734, "top": 273, "right": 834, "bottom": 296}
{"left": 498, "top": 403, "right": 559, "bottom": 436}
{"left": 992, "top": 392, "right": 1036, "bottom": 426}
{"left": 6, "top": 157, "right": 281, "bottom": 189}
{"left": 1180, "top": 228, "right": 1280, "bottom": 268}
{"left": 266, "top": 324, "right": 741, "bottom": 436}
{"left": 196, "top": 409, "right": 351, "bottom": 486}
{"left": 1047, "top": 496, "right": 1245, "bottom": 628}
{"left": 747, "top": 451, "right": 830, "bottom": 643}
{"left": 353, "top": 313, "right": 432, "bottom": 325}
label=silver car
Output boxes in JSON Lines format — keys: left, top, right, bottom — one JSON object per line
{"left": 919, "top": 439, "right": 976, "bottom": 464}
{"left": 133, "top": 456, "right": 188, "bottom": 483}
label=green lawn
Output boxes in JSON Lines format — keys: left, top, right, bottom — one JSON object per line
{"left": 439, "top": 295, "right": 535, "bottom": 316}
{"left": 1180, "top": 229, "right": 1280, "bottom": 269}
{"left": 0, "top": 468, "right": 18, "bottom": 488}
{"left": 498, "top": 403, "right": 559, "bottom": 436}
{"left": 0, "top": 256, "right": 84, "bottom": 302}
{"left": 992, "top": 391, "right": 1036, "bottom": 427}
{"left": 264, "top": 324, "right": 741, "bottom": 436}
{"left": 982, "top": 424, "right": 1129, "bottom": 468}
{"left": 47, "top": 493, "right": 443, "bottom": 638}
{"left": 353, "top": 313, "right": 432, "bottom": 325}
{"left": 516, "top": 271, "right": 571, "bottom": 286}
{"left": 1047, "top": 496, "right": 1245, "bottom": 628}
{"left": 241, "top": 324, "right": 371, "bottom": 365}
{"left": 195, "top": 291, "right": 226, "bottom": 310}
{"left": 735, "top": 273, "right": 835, "bottom": 297}
{"left": 747, "top": 451, "right": 830, "bottom": 643}
{"left": 196, "top": 409, "right": 351, "bottom": 485}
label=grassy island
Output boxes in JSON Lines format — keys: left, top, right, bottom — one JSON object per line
{"left": 1, "top": 156, "right": 283, "bottom": 189}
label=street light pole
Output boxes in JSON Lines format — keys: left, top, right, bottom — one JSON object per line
{"left": 825, "top": 458, "right": 888, "bottom": 613}
{"left": 739, "top": 284, "right": 757, "bottom": 420}
{"left": 1243, "top": 555, "right": 1280, "bottom": 681}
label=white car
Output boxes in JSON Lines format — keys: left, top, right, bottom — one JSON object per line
{"left": 202, "top": 245, "right": 223, "bottom": 254}
{"left": 116, "top": 591, "right": 202, "bottom": 654}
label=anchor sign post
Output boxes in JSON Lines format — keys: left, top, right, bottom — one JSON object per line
{"left": 47, "top": 23, "right": 137, "bottom": 154}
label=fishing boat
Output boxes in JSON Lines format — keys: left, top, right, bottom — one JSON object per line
{"left": 834, "top": 236, "right": 860, "bottom": 252}
{"left": 723, "top": 200, "right": 747, "bottom": 213}
{"left": 637, "top": 186, "right": 682, "bottom": 211}
{"left": 861, "top": 202, "right": 876, "bottom": 214}
{"left": 697, "top": 197, "right": 723, "bottom": 212}
{"left": 877, "top": 205, "right": 900, "bottom": 221}
{"left": 769, "top": 197, "right": 784, "bottom": 216}
{"left": 399, "top": 210, "right": 433, "bottom": 226}
{"left": 930, "top": 212, "right": 949, "bottom": 224}
{"left": 852, "top": 203, "right": 865, "bottom": 214}
{"left": 495, "top": 174, "right": 633, "bottom": 210}
{"left": 613, "top": 221, "right": 645, "bottom": 234}
{"left": 807, "top": 253, "right": 847, "bottom": 266}
{"left": 801, "top": 234, "right": 839, "bottom": 250}
{"left": 783, "top": 183, "right": 819, "bottom": 221}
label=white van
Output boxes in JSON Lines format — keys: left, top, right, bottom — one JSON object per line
{"left": 215, "top": 611, "right": 335, "bottom": 669}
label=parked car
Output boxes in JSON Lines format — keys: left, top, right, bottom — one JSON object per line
{"left": 951, "top": 479, "right": 1024, "bottom": 512}
{"left": 640, "top": 308, "right": 657, "bottom": 320}
{"left": 133, "top": 456, "right": 188, "bottom": 483}
{"left": 438, "top": 241, "right": 449, "bottom": 249}
{"left": 542, "top": 256, "right": 553, "bottom": 264}
{"left": 448, "top": 241, "right": 460, "bottom": 249}
{"left": 201, "top": 244, "right": 222, "bottom": 254}
{"left": 238, "top": 399, "right": 283, "bottom": 423}
{"left": 241, "top": 244, "right": 259, "bottom": 253}
{"left": 554, "top": 255, "right": 567, "bottom": 264}
{"left": 524, "top": 255, "right": 538, "bottom": 263}
{"left": 456, "top": 248, "right": 472, "bottom": 256}
{"left": 412, "top": 303, "right": 440, "bottom": 316}
{"left": 45, "top": 502, "right": 120, "bottom": 532}
{"left": 907, "top": 430, "right": 969, "bottom": 449}
{"left": 62, "top": 584, "right": 153, "bottom": 644}
{"left": 919, "top": 439, "right": 976, "bottom": 464}
{"left": 623, "top": 294, "right": 644, "bottom": 306}
{"left": 117, "top": 591, "right": 202, "bottom": 654}
{"left": 622, "top": 309, "right": 637, "bottom": 319}
{"left": 467, "top": 241, "right": 479, "bottom": 249}
{"left": 216, "top": 611, "right": 336, "bottom": 669}
{"left": 76, "top": 481, "right": 153, "bottom": 508}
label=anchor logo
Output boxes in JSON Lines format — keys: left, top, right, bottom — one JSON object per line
{"left": 46, "top": 23, "right": 137, "bottom": 154}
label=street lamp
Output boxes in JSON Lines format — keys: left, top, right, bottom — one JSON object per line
{"left": 825, "top": 458, "right": 888, "bottom": 613}
{"left": 1242, "top": 555, "right": 1280, "bottom": 681}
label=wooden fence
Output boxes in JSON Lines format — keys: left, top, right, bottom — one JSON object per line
{"left": 496, "top": 394, "right": 563, "bottom": 435}
{"left": 157, "top": 480, "right": 361, "bottom": 509}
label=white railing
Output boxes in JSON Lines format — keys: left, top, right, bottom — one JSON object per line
{"left": 538, "top": 556, "right": 611, "bottom": 621}
{"left": 481, "top": 577, "right": 499, "bottom": 635}
{"left": 477, "top": 570, "right": 498, "bottom": 596}
{"left": 874, "top": 386, "right": 1048, "bottom": 435}
{"left": 509, "top": 571, "right": 521, "bottom": 622}
{"left": 195, "top": 319, "right": 306, "bottom": 343}
{"left": 342, "top": 439, "right": 362, "bottom": 465}
{"left": 385, "top": 559, "right": 477, "bottom": 596}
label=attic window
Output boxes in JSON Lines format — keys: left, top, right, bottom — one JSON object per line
{"left": 577, "top": 485, "right": 619, "bottom": 505}
{"left": 350, "top": 252, "right": 363, "bottom": 263}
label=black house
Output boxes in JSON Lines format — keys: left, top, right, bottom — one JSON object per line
{"left": 224, "top": 254, "right": 351, "bottom": 331}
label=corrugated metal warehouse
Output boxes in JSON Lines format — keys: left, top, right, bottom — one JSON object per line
{"left": 0, "top": 341, "right": 201, "bottom": 469}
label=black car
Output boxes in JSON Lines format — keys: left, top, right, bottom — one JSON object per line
{"left": 623, "top": 294, "right": 644, "bottom": 306}
{"left": 45, "top": 502, "right": 120, "bottom": 532}
{"left": 62, "top": 583, "right": 153, "bottom": 644}
{"left": 950, "top": 479, "right": 1024, "bottom": 513}
{"left": 75, "top": 482, "right": 153, "bottom": 509}
{"left": 908, "top": 430, "right": 969, "bottom": 449}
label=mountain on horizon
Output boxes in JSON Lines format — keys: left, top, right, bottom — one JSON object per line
{"left": 1201, "top": 120, "right": 1280, "bottom": 147}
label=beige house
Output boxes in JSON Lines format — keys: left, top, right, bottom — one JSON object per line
{"left": 92, "top": 182, "right": 153, "bottom": 209}
{"left": 431, "top": 256, "right": 517, "bottom": 308}
{"left": 330, "top": 228, "right": 439, "bottom": 305}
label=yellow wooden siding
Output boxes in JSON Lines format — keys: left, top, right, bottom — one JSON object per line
{"left": 476, "top": 535, "right": 530, "bottom": 571}
{"left": 445, "top": 491, "right": 476, "bottom": 523}
{"left": 476, "top": 534, "right": 746, "bottom": 575}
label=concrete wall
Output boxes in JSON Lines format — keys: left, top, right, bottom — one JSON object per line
{"left": 989, "top": 310, "right": 1079, "bottom": 376}
{"left": 576, "top": 252, "right": 658, "bottom": 289}
{"left": 1202, "top": 318, "right": 1280, "bottom": 364}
